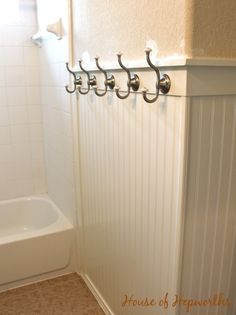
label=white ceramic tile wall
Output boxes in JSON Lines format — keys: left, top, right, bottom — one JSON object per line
{"left": 180, "top": 96, "right": 236, "bottom": 315}
{"left": 77, "top": 91, "right": 188, "bottom": 315}
{"left": 37, "top": 0, "right": 76, "bottom": 223}
{"left": 0, "top": 0, "right": 46, "bottom": 200}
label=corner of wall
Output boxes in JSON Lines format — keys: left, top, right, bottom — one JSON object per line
{"left": 184, "top": 0, "right": 195, "bottom": 59}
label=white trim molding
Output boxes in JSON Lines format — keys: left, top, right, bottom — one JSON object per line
{"left": 79, "top": 273, "right": 114, "bottom": 315}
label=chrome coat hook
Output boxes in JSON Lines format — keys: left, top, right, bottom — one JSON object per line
{"left": 65, "top": 62, "right": 82, "bottom": 94}
{"left": 115, "top": 52, "right": 140, "bottom": 99}
{"left": 94, "top": 57, "right": 115, "bottom": 97}
{"left": 78, "top": 59, "right": 97, "bottom": 95}
{"left": 142, "top": 48, "right": 171, "bottom": 103}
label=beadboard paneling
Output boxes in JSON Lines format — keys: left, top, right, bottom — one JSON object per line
{"left": 78, "top": 92, "right": 188, "bottom": 315}
{"left": 180, "top": 96, "right": 236, "bottom": 315}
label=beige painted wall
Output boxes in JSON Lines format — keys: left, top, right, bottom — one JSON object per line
{"left": 72, "top": 0, "right": 236, "bottom": 61}
{"left": 73, "top": 0, "right": 186, "bottom": 61}
{"left": 186, "top": 0, "right": 236, "bottom": 58}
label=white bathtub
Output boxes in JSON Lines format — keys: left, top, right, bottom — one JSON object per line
{"left": 0, "top": 195, "right": 74, "bottom": 286}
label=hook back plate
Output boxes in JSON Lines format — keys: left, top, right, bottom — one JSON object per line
{"left": 160, "top": 74, "right": 171, "bottom": 94}
{"left": 130, "top": 74, "right": 140, "bottom": 91}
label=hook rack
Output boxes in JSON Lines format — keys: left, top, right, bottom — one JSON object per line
{"left": 65, "top": 47, "right": 171, "bottom": 103}
{"left": 115, "top": 52, "right": 140, "bottom": 99}
{"left": 65, "top": 63, "right": 82, "bottom": 94}
{"left": 142, "top": 48, "right": 171, "bottom": 103}
{"left": 94, "top": 57, "right": 115, "bottom": 97}
{"left": 78, "top": 59, "right": 97, "bottom": 95}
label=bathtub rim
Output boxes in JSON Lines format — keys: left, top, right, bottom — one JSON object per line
{"left": 0, "top": 194, "right": 74, "bottom": 246}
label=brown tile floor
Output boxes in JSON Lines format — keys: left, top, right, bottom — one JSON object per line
{"left": 0, "top": 273, "right": 105, "bottom": 315}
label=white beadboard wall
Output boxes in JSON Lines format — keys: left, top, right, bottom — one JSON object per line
{"left": 77, "top": 91, "right": 188, "bottom": 315}
{"left": 38, "top": 0, "right": 76, "bottom": 223}
{"left": 180, "top": 96, "right": 236, "bottom": 315}
{"left": 0, "top": 0, "right": 46, "bottom": 200}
